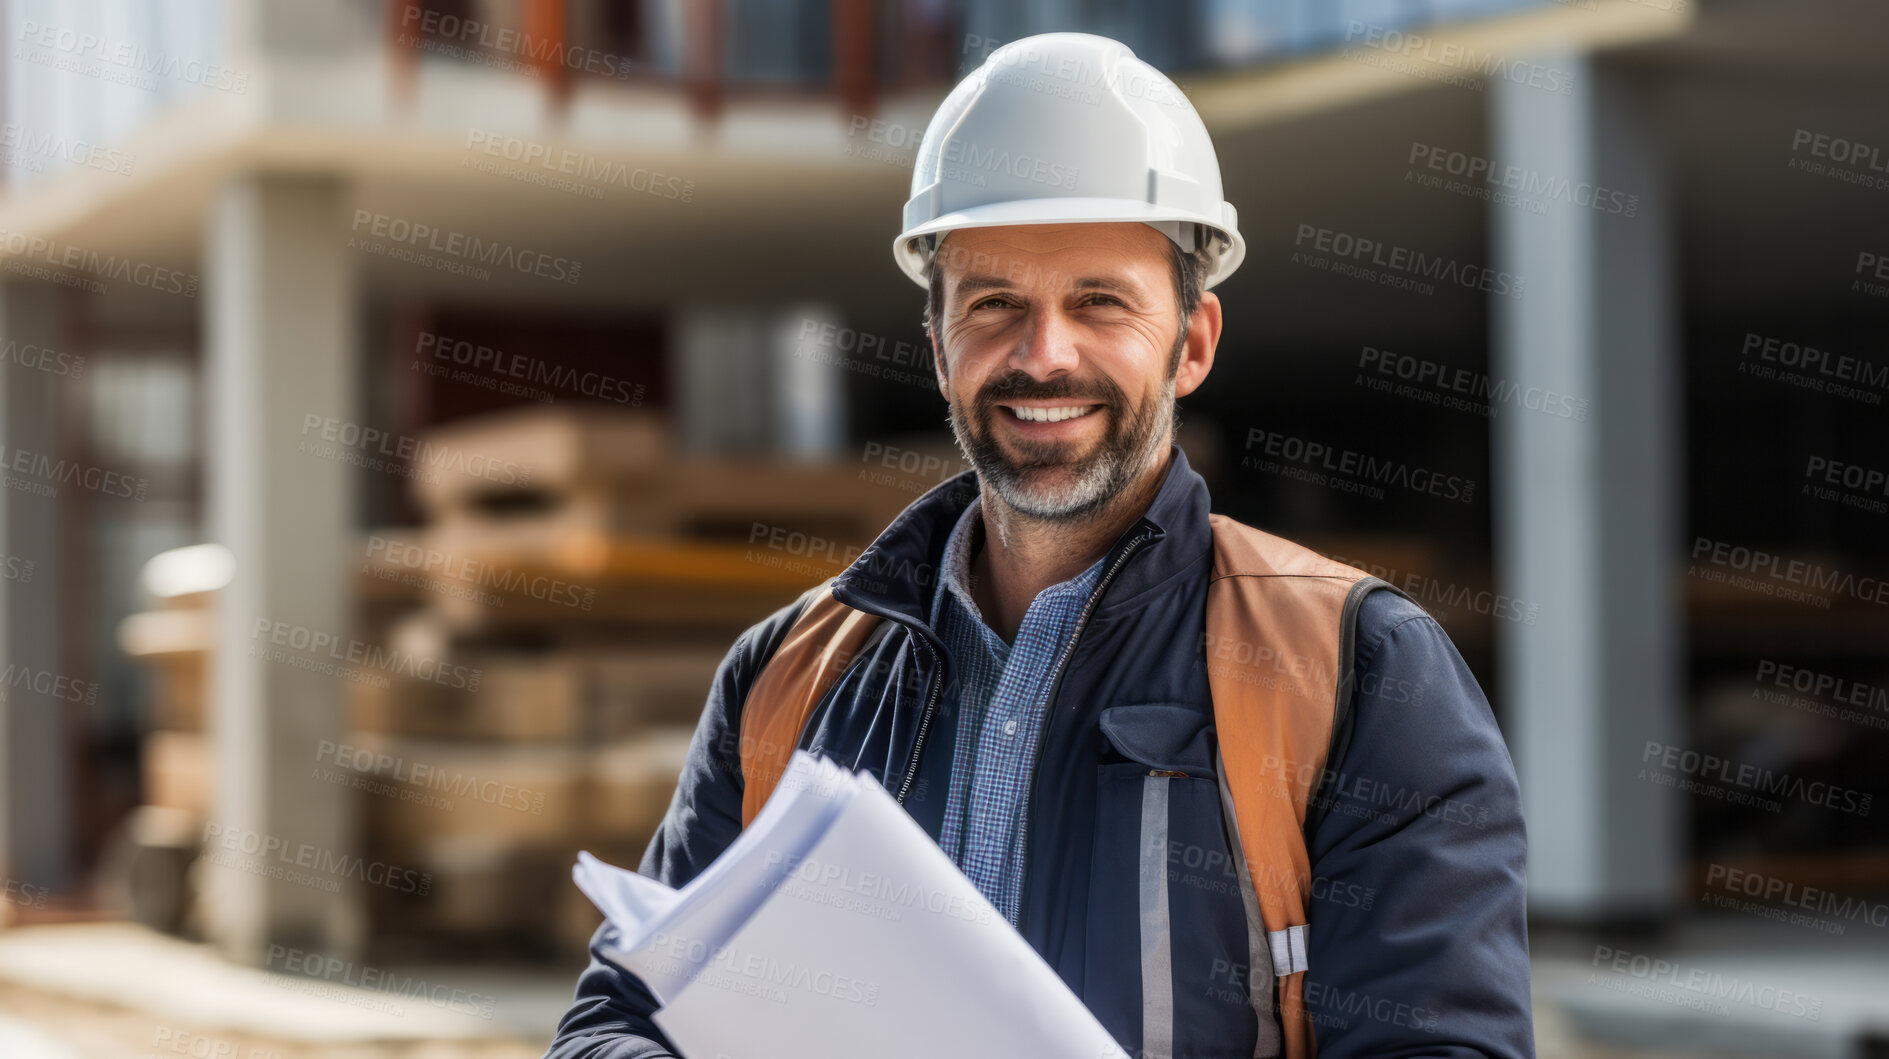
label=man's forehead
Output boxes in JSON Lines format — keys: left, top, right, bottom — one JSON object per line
{"left": 939, "top": 248, "right": 1166, "bottom": 295}
{"left": 934, "top": 222, "right": 1170, "bottom": 290}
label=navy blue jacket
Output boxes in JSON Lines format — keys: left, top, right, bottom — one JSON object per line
{"left": 547, "top": 445, "right": 1534, "bottom": 1059}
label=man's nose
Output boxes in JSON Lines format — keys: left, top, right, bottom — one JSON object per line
{"left": 1009, "top": 307, "right": 1082, "bottom": 379}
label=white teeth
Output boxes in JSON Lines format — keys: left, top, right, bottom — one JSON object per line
{"left": 1010, "top": 404, "right": 1098, "bottom": 423}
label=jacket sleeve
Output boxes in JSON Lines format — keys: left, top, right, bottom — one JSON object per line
{"left": 1300, "top": 590, "right": 1535, "bottom": 1059}
{"left": 542, "top": 594, "right": 811, "bottom": 1059}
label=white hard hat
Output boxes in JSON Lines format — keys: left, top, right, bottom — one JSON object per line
{"left": 893, "top": 32, "right": 1245, "bottom": 290}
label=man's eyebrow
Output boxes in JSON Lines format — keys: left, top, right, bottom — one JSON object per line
{"left": 950, "top": 273, "right": 1146, "bottom": 299}
{"left": 1071, "top": 276, "right": 1141, "bottom": 295}
{"left": 951, "top": 274, "right": 1015, "bottom": 298}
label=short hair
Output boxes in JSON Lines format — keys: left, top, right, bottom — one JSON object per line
{"left": 921, "top": 230, "right": 1214, "bottom": 373}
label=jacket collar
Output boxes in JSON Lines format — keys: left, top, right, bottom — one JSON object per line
{"left": 831, "top": 442, "right": 1213, "bottom": 632}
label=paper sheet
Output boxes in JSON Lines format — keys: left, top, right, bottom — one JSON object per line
{"left": 573, "top": 752, "right": 1129, "bottom": 1059}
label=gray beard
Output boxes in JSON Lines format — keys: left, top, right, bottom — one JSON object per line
{"left": 948, "top": 375, "right": 1176, "bottom": 522}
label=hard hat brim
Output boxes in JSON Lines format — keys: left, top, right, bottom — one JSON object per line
{"left": 893, "top": 196, "right": 1245, "bottom": 292}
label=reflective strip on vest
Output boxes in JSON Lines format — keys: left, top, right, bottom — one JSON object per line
{"left": 1138, "top": 774, "right": 1175, "bottom": 1059}
{"left": 1217, "top": 747, "right": 1283, "bottom": 1058}
{"left": 1267, "top": 924, "right": 1309, "bottom": 977}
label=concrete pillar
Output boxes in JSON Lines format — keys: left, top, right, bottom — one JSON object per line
{"left": 1489, "top": 52, "right": 1683, "bottom": 923}
{"left": 675, "top": 306, "right": 774, "bottom": 455}
{"left": 0, "top": 282, "right": 71, "bottom": 893}
{"left": 202, "top": 175, "right": 362, "bottom": 963}
{"left": 674, "top": 303, "right": 846, "bottom": 458}
{"left": 774, "top": 304, "right": 845, "bottom": 459}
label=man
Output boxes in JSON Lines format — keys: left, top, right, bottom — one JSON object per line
{"left": 548, "top": 32, "right": 1532, "bottom": 1059}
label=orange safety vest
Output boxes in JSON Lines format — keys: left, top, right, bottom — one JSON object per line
{"left": 736, "top": 513, "right": 1397, "bottom": 1059}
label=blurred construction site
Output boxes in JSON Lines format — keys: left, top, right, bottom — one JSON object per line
{"left": 0, "top": 0, "right": 1885, "bottom": 1056}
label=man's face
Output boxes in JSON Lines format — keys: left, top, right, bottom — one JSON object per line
{"left": 931, "top": 222, "right": 1213, "bottom": 521}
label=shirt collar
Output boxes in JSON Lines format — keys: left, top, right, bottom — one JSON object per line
{"left": 934, "top": 494, "right": 986, "bottom": 627}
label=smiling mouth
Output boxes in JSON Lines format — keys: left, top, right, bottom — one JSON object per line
{"left": 1000, "top": 403, "right": 1103, "bottom": 423}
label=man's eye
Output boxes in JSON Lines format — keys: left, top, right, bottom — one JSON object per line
{"left": 969, "top": 296, "right": 1016, "bottom": 311}
{"left": 1080, "top": 293, "right": 1125, "bottom": 307}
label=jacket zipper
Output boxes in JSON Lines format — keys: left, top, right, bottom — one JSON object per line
{"left": 1011, "top": 524, "right": 1155, "bottom": 933}
{"left": 895, "top": 637, "right": 945, "bottom": 804}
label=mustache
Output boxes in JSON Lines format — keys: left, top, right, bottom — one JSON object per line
{"left": 973, "top": 371, "right": 1123, "bottom": 412}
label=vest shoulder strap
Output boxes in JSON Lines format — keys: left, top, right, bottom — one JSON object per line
{"left": 736, "top": 579, "right": 885, "bottom": 828}
{"left": 1202, "top": 514, "right": 1392, "bottom": 1059}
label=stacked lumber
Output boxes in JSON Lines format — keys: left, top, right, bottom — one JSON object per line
{"left": 117, "top": 549, "right": 231, "bottom": 821}
{"left": 349, "top": 406, "right": 916, "bottom": 958}
{"left": 398, "top": 406, "right": 910, "bottom": 632}
{"left": 113, "top": 548, "right": 230, "bottom": 933}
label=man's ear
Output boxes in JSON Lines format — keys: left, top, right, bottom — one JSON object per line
{"left": 1173, "top": 290, "right": 1222, "bottom": 400}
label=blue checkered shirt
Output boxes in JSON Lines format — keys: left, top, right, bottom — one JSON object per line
{"left": 929, "top": 496, "right": 1109, "bottom": 926}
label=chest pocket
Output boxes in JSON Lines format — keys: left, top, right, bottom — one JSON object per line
{"left": 1083, "top": 704, "right": 1279, "bottom": 1059}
